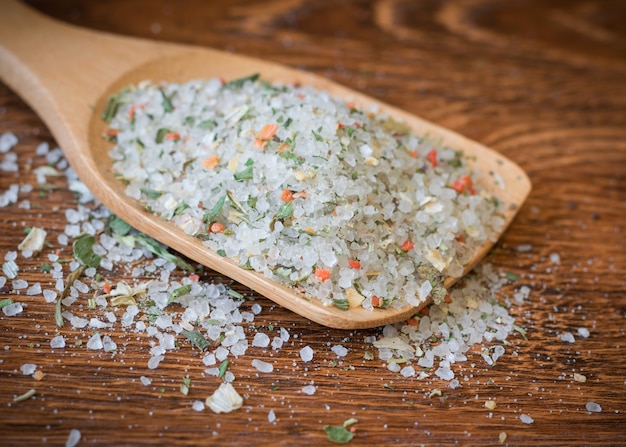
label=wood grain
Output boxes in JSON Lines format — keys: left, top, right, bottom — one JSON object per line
{"left": 1, "top": 0, "right": 625, "bottom": 445}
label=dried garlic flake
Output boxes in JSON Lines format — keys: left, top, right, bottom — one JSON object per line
{"left": 205, "top": 382, "right": 243, "bottom": 414}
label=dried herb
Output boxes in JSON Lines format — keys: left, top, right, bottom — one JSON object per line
{"left": 234, "top": 164, "right": 254, "bottom": 182}
{"left": 155, "top": 128, "right": 170, "bottom": 144}
{"left": 13, "top": 388, "right": 36, "bottom": 403}
{"left": 102, "top": 94, "right": 122, "bottom": 122}
{"left": 180, "top": 376, "right": 191, "bottom": 395}
{"left": 167, "top": 284, "right": 192, "bottom": 305}
{"left": 159, "top": 88, "right": 174, "bottom": 113}
{"left": 223, "top": 73, "right": 260, "bottom": 89}
{"left": 323, "top": 419, "right": 357, "bottom": 444}
{"left": 182, "top": 329, "right": 211, "bottom": 351}
{"left": 108, "top": 215, "right": 132, "bottom": 236}
{"left": 73, "top": 235, "right": 101, "bottom": 268}
{"left": 0, "top": 298, "right": 13, "bottom": 309}
{"left": 203, "top": 195, "right": 226, "bottom": 223}
{"left": 218, "top": 360, "right": 229, "bottom": 379}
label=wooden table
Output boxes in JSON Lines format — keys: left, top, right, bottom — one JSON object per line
{"left": 1, "top": 1, "right": 624, "bottom": 445}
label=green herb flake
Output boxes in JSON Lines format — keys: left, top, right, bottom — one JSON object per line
{"left": 217, "top": 249, "right": 227, "bottom": 257}
{"left": 505, "top": 271, "right": 519, "bottom": 282}
{"left": 218, "top": 360, "right": 229, "bottom": 379}
{"left": 323, "top": 420, "right": 356, "bottom": 444}
{"left": 159, "top": 88, "right": 174, "bottom": 113}
{"left": 108, "top": 216, "right": 132, "bottom": 236}
{"left": 134, "top": 234, "right": 195, "bottom": 272}
{"left": 155, "top": 127, "right": 170, "bottom": 144}
{"left": 40, "top": 263, "right": 52, "bottom": 273}
{"left": 167, "top": 284, "right": 192, "bottom": 305}
{"left": 140, "top": 187, "right": 163, "bottom": 200}
{"left": 513, "top": 324, "right": 528, "bottom": 340}
{"left": 182, "top": 329, "right": 211, "bottom": 351}
{"left": 234, "top": 164, "right": 254, "bottom": 182}
{"left": 180, "top": 376, "right": 191, "bottom": 395}
{"left": 198, "top": 119, "right": 217, "bottom": 129}
{"left": 54, "top": 298, "right": 64, "bottom": 327}
{"left": 203, "top": 195, "right": 226, "bottom": 224}
{"left": 0, "top": 298, "right": 14, "bottom": 309}
{"left": 173, "top": 202, "right": 190, "bottom": 216}
{"left": 332, "top": 299, "right": 349, "bottom": 311}
{"left": 276, "top": 202, "right": 294, "bottom": 220}
{"left": 223, "top": 73, "right": 260, "bottom": 89}
{"left": 311, "top": 130, "right": 324, "bottom": 142}
{"left": 73, "top": 235, "right": 101, "bottom": 268}
{"left": 102, "top": 94, "right": 122, "bottom": 122}
{"left": 227, "top": 288, "right": 244, "bottom": 300}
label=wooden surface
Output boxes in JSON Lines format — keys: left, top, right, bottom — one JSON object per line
{"left": 1, "top": 0, "right": 624, "bottom": 445}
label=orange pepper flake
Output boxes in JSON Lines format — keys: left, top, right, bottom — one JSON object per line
{"left": 419, "top": 306, "right": 430, "bottom": 316}
{"left": 337, "top": 122, "right": 344, "bottom": 129}
{"left": 406, "top": 317, "right": 419, "bottom": 326}
{"left": 255, "top": 123, "right": 279, "bottom": 141}
{"left": 209, "top": 222, "right": 225, "bottom": 233}
{"left": 276, "top": 142, "right": 290, "bottom": 152}
{"left": 456, "top": 235, "right": 466, "bottom": 243}
{"left": 427, "top": 148, "right": 438, "bottom": 167}
{"left": 297, "top": 94, "right": 305, "bottom": 100}
{"left": 202, "top": 154, "right": 219, "bottom": 169}
{"left": 346, "top": 102, "right": 355, "bottom": 109}
{"left": 280, "top": 188, "right": 294, "bottom": 202}
{"left": 165, "top": 132, "right": 180, "bottom": 141}
{"left": 348, "top": 259, "right": 361, "bottom": 269}
{"left": 292, "top": 191, "right": 308, "bottom": 199}
{"left": 253, "top": 139, "right": 267, "bottom": 149}
{"left": 314, "top": 268, "right": 331, "bottom": 282}
{"left": 444, "top": 294, "right": 452, "bottom": 304}
{"left": 128, "top": 104, "right": 145, "bottom": 120}
{"left": 102, "top": 283, "right": 112, "bottom": 294}
{"left": 189, "top": 274, "right": 200, "bottom": 282}
{"left": 410, "top": 150, "right": 418, "bottom": 158}
{"left": 401, "top": 240, "right": 414, "bottom": 252}
{"left": 371, "top": 295, "right": 381, "bottom": 307}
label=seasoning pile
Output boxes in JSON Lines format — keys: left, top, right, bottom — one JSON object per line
{"left": 103, "top": 74, "right": 505, "bottom": 311}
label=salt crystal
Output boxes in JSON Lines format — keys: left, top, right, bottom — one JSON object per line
{"left": 202, "top": 353, "right": 216, "bottom": 366}
{"left": 520, "top": 414, "right": 534, "bottom": 424}
{"left": 435, "top": 366, "right": 454, "bottom": 381}
{"left": 331, "top": 344, "right": 348, "bottom": 357}
{"left": 148, "top": 355, "right": 164, "bottom": 369}
{"left": 140, "top": 376, "right": 152, "bottom": 386}
{"left": 300, "top": 346, "right": 314, "bottom": 362}
{"left": 559, "top": 332, "right": 575, "bottom": 343}
{"left": 20, "top": 363, "right": 37, "bottom": 375}
{"left": 86, "top": 333, "right": 103, "bottom": 350}
{"left": 50, "top": 335, "right": 66, "bottom": 349}
{"left": 577, "top": 327, "right": 590, "bottom": 338}
{"left": 268, "top": 409, "right": 276, "bottom": 423}
{"left": 400, "top": 365, "right": 416, "bottom": 378}
{"left": 192, "top": 400, "right": 205, "bottom": 412}
{"left": 65, "top": 429, "right": 81, "bottom": 447}
{"left": 517, "top": 244, "right": 532, "bottom": 252}
{"left": 26, "top": 282, "right": 42, "bottom": 295}
{"left": 102, "top": 335, "right": 117, "bottom": 352}
{"left": 251, "top": 359, "right": 273, "bottom": 373}
{"left": 0, "top": 132, "right": 18, "bottom": 153}
{"left": 549, "top": 252, "right": 561, "bottom": 265}
{"left": 586, "top": 402, "right": 602, "bottom": 413}
{"left": 252, "top": 332, "right": 270, "bottom": 348}
{"left": 12, "top": 279, "right": 28, "bottom": 290}
{"left": 301, "top": 385, "right": 317, "bottom": 395}
{"left": 251, "top": 303, "right": 262, "bottom": 315}
{"left": 2, "top": 302, "right": 23, "bottom": 316}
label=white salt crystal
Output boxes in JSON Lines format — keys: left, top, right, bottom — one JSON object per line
{"left": 65, "top": 428, "right": 81, "bottom": 447}
{"left": 400, "top": 365, "right": 416, "bottom": 378}
{"left": 50, "top": 335, "right": 66, "bottom": 349}
{"left": 271, "top": 336, "right": 284, "bottom": 350}
{"left": 202, "top": 353, "right": 216, "bottom": 366}
{"left": 12, "top": 279, "right": 28, "bottom": 290}
{"left": 252, "top": 332, "right": 270, "bottom": 348}
{"left": 192, "top": 400, "right": 205, "bottom": 412}
{"left": 148, "top": 355, "right": 164, "bottom": 369}
{"left": 520, "top": 414, "right": 534, "bottom": 424}
{"left": 86, "top": 333, "right": 103, "bottom": 350}
{"left": 586, "top": 402, "right": 602, "bottom": 413}
{"left": 2, "top": 302, "right": 23, "bottom": 316}
{"left": 577, "top": 327, "right": 590, "bottom": 338}
{"left": 251, "top": 359, "right": 273, "bottom": 373}
{"left": 26, "top": 282, "right": 41, "bottom": 295}
{"left": 280, "top": 327, "right": 290, "bottom": 341}
{"left": 20, "top": 363, "right": 37, "bottom": 375}
{"left": 300, "top": 346, "right": 314, "bottom": 362}
{"left": 102, "top": 335, "right": 117, "bottom": 352}
{"left": 251, "top": 303, "right": 262, "bottom": 315}
{"left": 215, "top": 346, "right": 229, "bottom": 361}
{"left": 559, "top": 332, "right": 575, "bottom": 343}
{"left": 517, "top": 244, "right": 532, "bottom": 252}
{"left": 0, "top": 133, "right": 18, "bottom": 153}
{"left": 301, "top": 385, "right": 317, "bottom": 395}
{"left": 549, "top": 252, "right": 561, "bottom": 265}
{"left": 140, "top": 376, "right": 152, "bottom": 386}
{"left": 435, "top": 366, "right": 454, "bottom": 381}
{"left": 331, "top": 345, "right": 348, "bottom": 357}
{"left": 268, "top": 409, "right": 276, "bottom": 423}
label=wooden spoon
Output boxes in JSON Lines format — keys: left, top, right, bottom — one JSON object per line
{"left": 0, "top": 1, "right": 530, "bottom": 329}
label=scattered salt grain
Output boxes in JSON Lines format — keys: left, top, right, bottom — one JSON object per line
{"left": 252, "top": 332, "right": 270, "bottom": 348}
{"left": 20, "top": 363, "right": 37, "bottom": 375}
{"left": 251, "top": 303, "right": 262, "bottom": 315}
{"left": 520, "top": 414, "right": 534, "bottom": 424}
{"left": 205, "top": 382, "right": 243, "bottom": 414}
{"left": 0, "top": 132, "right": 18, "bottom": 153}
{"left": 400, "top": 365, "right": 416, "bottom": 378}
{"left": 268, "top": 409, "right": 276, "bottom": 423}
{"left": 573, "top": 373, "right": 586, "bottom": 383}
{"left": 331, "top": 344, "right": 348, "bottom": 357}
{"left": 26, "top": 282, "right": 41, "bottom": 295}
{"left": 65, "top": 429, "right": 81, "bottom": 447}
{"left": 301, "top": 385, "right": 317, "bottom": 395}
{"left": 517, "top": 244, "right": 532, "bottom": 252}
{"left": 251, "top": 359, "right": 274, "bottom": 373}
{"left": 300, "top": 346, "right": 314, "bottom": 362}
{"left": 2, "top": 260, "right": 18, "bottom": 279}
{"left": 102, "top": 335, "right": 117, "bottom": 352}
{"left": 559, "top": 332, "right": 575, "bottom": 344}
{"left": 192, "top": 400, "right": 205, "bottom": 412}
{"left": 140, "top": 376, "right": 152, "bottom": 386}
{"left": 86, "top": 333, "right": 103, "bottom": 350}
{"left": 549, "top": 252, "right": 561, "bottom": 265}
{"left": 2, "top": 302, "right": 23, "bottom": 316}
{"left": 586, "top": 402, "right": 602, "bottom": 413}
{"left": 148, "top": 355, "right": 164, "bottom": 370}
{"left": 12, "top": 279, "right": 28, "bottom": 290}
{"left": 50, "top": 335, "right": 66, "bottom": 349}
{"left": 577, "top": 327, "right": 590, "bottom": 338}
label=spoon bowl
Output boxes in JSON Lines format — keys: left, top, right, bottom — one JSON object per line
{"left": 0, "top": 1, "right": 531, "bottom": 329}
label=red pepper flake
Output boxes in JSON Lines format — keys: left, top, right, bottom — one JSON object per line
{"left": 401, "top": 240, "right": 414, "bottom": 252}
{"left": 451, "top": 174, "right": 476, "bottom": 195}
{"left": 165, "top": 132, "right": 180, "bottom": 141}
{"left": 406, "top": 317, "right": 419, "bottom": 326}
{"left": 348, "top": 259, "right": 361, "bottom": 269}
{"left": 337, "top": 122, "right": 344, "bottom": 130}
{"left": 410, "top": 150, "right": 418, "bottom": 158}
{"left": 315, "top": 268, "right": 331, "bottom": 282}
{"left": 371, "top": 295, "right": 381, "bottom": 307}
{"left": 456, "top": 235, "right": 466, "bottom": 243}
{"left": 102, "top": 283, "right": 112, "bottom": 294}
{"left": 209, "top": 222, "right": 225, "bottom": 233}
{"left": 280, "top": 188, "right": 294, "bottom": 202}
{"left": 419, "top": 306, "right": 430, "bottom": 316}
{"left": 189, "top": 274, "right": 200, "bottom": 282}
{"left": 297, "top": 93, "right": 305, "bottom": 100}
{"left": 128, "top": 104, "right": 145, "bottom": 121}
{"left": 427, "top": 148, "right": 438, "bottom": 167}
